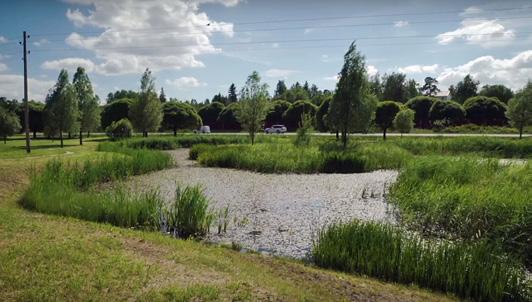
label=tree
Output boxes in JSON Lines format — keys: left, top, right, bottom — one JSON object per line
{"left": 0, "top": 107, "right": 21, "bottom": 143}
{"left": 129, "top": 68, "right": 163, "bottom": 137}
{"left": 429, "top": 100, "right": 466, "bottom": 126}
{"left": 73, "top": 67, "right": 100, "bottom": 145}
{"left": 449, "top": 74, "right": 479, "bottom": 103}
{"left": 294, "top": 113, "right": 313, "bottom": 146}
{"left": 101, "top": 98, "right": 133, "bottom": 129}
{"left": 28, "top": 101, "right": 44, "bottom": 138}
{"left": 382, "top": 72, "right": 408, "bottom": 103}
{"left": 228, "top": 83, "right": 238, "bottom": 103}
{"left": 463, "top": 96, "right": 507, "bottom": 126}
{"left": 327, "top": 42, "right": 375, "bottom": 147}
{"left": 217, "top": 103, "right": 241, "bottom": 131}
{"left": 265, "top": 100, "right": 290, "bottom": 127}
{"left": 236, "top": 71, "right": 269, "bottom": 144}
{"left": 274, "top": 80, "right": 287, "bottom": 99}
{"left": 406, "top": 79, "right": 420, "bottom": 100}
{"left": 44, "top": 69, "right": 79, "bottom": 147}
{"left": 198, "top": 102, "right": 225, "bottom": 130}
{"left": 159, "top": 87, "right": 167, "bottom": 103}
{"left": 421, "top": 77, "right": 440, "bottom": 96}
{"left": 106, "top": 89, "right": 139, "bottom": 103}
{"left": 211, "top": 93, "right": 228, "bottom": 105}
{"left": 315, "top": 96, "right": 332, "bottom": 132}
{"left": 405, "top": 96, "right": 437, "bottom": 128}
{"left": 506, "top": 82, "right": 532, "bottom": 139}
{"left": 393, "top": 108, "right": 415, "bottom": 136}
{"left": 282, "top": 100, "right": 317, "bottom": 131}
{"left": 375, "top": 101, "right": 401, "bottom": 140}
{"left": 162, "top": 101, "right": 202, "bottom": 135}
{"left": 368, "top": 74, "right": 383, "bottom": 100}
{"left": 479, "top": 84, "right": 514, "bottom": 104}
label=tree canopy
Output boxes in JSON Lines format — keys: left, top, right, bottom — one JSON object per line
{"left": 393, "top": 108, "right": 415, "bottom": 135}
{"left": 506, "top": 81, "right": 532, "bottom": 139}
{"left": 375, "top": 101, "right": 401, "bottom": 139}
{"left": 73, "top": 66, "right": 100, "bottom": 144}
{"left": 327, "top": 42, "right": 375, "bottom": 147}
{"left": 236, "top": 71, "right": 269, "bottom": 144}
{"left": 283, "top": 100, "right": 317, "bottom": 131}
{"left": 429, "top": 100, "right": 466, "bottom": 126}
{"left": 129, "top": 68, "right": 163, "bottom": 137}
{"left": 463, "top": 96, "right": 507, "bottom": 126}
{"left": 0, "top": 106, "right": 21, "bottom": 143}
{"left": 162, "top": 101, "right": 202, "bottom": 135}
{"left": 449, "top": 74, "right": 479, "bottom": 104}
{"left": 479, "top": 84, "right": 514, "bottom": 104}
{"left": 405, "top": 96, "right": 437, "bottom": 129}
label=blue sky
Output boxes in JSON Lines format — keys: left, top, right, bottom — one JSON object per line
{"left": 0, "top": 0, "right": 531, "bottom": 102}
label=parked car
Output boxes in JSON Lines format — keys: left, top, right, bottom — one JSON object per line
{"left": 194, "top": 125, "right": 211, "bottom": 134}
{"left": 264, "top": 124, "right": 287, "bottom": 134}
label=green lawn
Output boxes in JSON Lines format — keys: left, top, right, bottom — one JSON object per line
{"left": 0, "top": 137, "right": 455, "bottom": 301}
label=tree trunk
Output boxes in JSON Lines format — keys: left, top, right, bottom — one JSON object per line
{"left": 335, "top": 130, "right": 339, "bottom": 140}
{"left": 60, "top": 130, "right": 64, "bottom": 148}
{"left": 87, "top": 131, "right": 90, "bottom": 138}
{"left": 79, "top": 130, "right": 83, "bottom": 145}
{"left": 3, "top": 136, "right": 6, "bottom": 144}
{"left": 251, "top": 132, "right": 255, "bottom": 145}
{"left": 173, "top": 128, "right": 177, "bottom": 136}
{"left": 383, "top": 128, "right": 387, "bottom": 140}
{"left": 68, "top": 132, "right": 71, "bottom": 139}
{"left": 33, "top": 130, "right": 37, "bottom": 139}
{"left": 519, "top": 126, "right": 523, "bottom": 139}
{"left": 341, "top": 129, "right": 347, "bottom": 149}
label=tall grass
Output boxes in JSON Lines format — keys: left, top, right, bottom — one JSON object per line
{"left": 161, "top": 185, "right": 214, "bottom": 238}
{"left": 109, "top": 135, "right": 248, "bottom": 150}
{"left": 192, "top": 142, "right": 411, "bottom": 173}
{"left": 390, "top": 156, "right": 532, "bottom": 266}
{"left": 313, "top": 220, "right": 530, "bottom": 302}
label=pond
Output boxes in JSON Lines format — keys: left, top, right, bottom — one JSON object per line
{"left": 127, "top": 149, "right": 398, "bottom": 259}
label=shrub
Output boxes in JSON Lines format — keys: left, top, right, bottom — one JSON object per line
{"left": 294, "top": 113, "right": 313, "bottom": 146}
{"left": 393, "top": 108, "right": 415, "bottom": 135}
{"left": 429, "top": 100, "right": 465, "bottom": 126}
{"left": 405, "top": 96, "right": 436, "bottom": 128}
{"left": 105, "top": 118, "right": 133, "bottom": 139}
{"left": 321, "top": 152, "right": 365, "bottom": 173}
{"left": 161, "top": 185, "right": 214, "bottom": 238}
{"left": 282, "top": 100, "right": 317, "bottom": 131}
{"left": 463, "top": 96, "right": 507, "bottom": 126}
{"left": 313, "top": 220, "right": 529, "bottom": 302}
{"left": 101, "top": 98, "right": 133, "bottom": 129}
{"left": 315, "top": 97, "right": 331, "bottom": 132}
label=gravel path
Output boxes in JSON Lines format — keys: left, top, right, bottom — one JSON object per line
{"left": 128, "top": 149, "right": 398, "bottom": 259}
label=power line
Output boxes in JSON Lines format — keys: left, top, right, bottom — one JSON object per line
{"left": 24, "top": 31, "right": 530, "bottom": 54}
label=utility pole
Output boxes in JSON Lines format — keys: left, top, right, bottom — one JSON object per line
{"left": 22, "top": 31, "right": 30, "bottom": 153}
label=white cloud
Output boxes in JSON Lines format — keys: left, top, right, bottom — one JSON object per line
{"left": 272, "top": 43, "right": 279, "bottom": 48}
{"left": 264, "top": 68, "right": 299, "bottom": 79}
{"left": 460, "top": 6, "right": 483, "bottom": 17}
{"left": 323, "top": 75, "right": 339, "bottom": 82}
{"left": 367, "top": 65, "right": 379, "bottom": 77}
{"left": 33, "top": 38, "right": 50, "bottom": 47}
{"left": 62, "top": 0, "right": 236, "bottom": 75}
{"left": 0, "top": 36, "right": 7, "bottom": 44}
{"left": 304, "top": 28, "right": 315, "bottom": 35}
{"left": 398, "top": 64, "right": 439, "bottom": 74}
{"left": 165, "top": 77, "right": 206, "bottom": 89}
{"left": 393, "top": 21, "right": 409, "bottom": 28}
{"left": 437, "top": 50, "right": 532, "bottom": 90}
{"left": 436, "top": 19, "right": 515, "bottom": 47}
{"left": 42, "top": 57, "right": 96, "bottom": 73}
{"left": 0, "top": 74, "right": 55, "bottom": 101}
{"left": 0, "top": 63, "right": 7, "bottom": 72}
{"left": 321, "top": 54, "right": 330, "bottom": 63}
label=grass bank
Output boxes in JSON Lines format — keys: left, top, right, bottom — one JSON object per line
{"left": 313, "top": 220, "right": 530, "bottom": 302}
{"left": 0, "top": 137, "right": 457, "bottom": 301}
{"left": 192, "top": 141, "right": 411, "bottom": 173}
{"left": 390, "top": 156, "right": 532, "bottom": 266}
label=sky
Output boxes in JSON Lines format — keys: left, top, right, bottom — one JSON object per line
{"left": 0, "top": 0, "right": 531, "bottom": 103}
